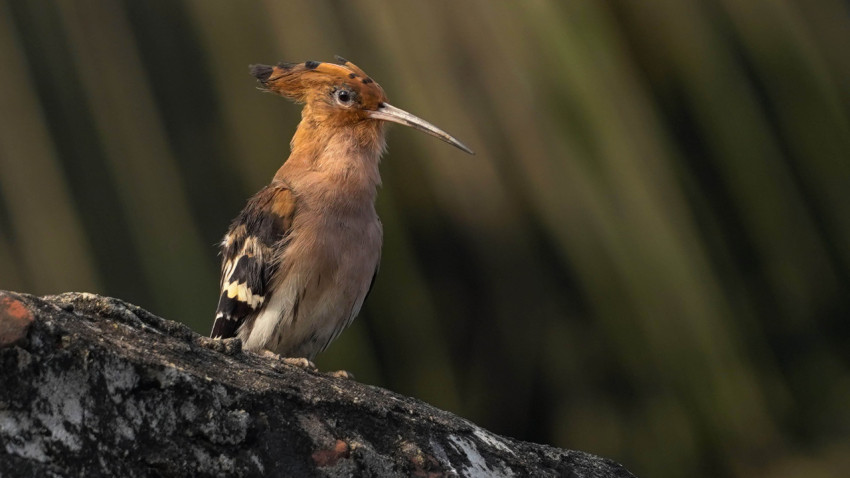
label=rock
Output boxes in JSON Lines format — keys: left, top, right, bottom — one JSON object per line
{"left": 0, "top": 291, "right": 635, "bottom": 477}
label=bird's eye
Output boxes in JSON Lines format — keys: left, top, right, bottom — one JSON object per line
{"left": 335, "top": 89, "right": 352, "bottom": 105}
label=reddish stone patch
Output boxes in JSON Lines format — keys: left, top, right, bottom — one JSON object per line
{"left": 0, "top": 294, "right": 34, "bottom": 348}
{"left": 311, "top": 439, "right": 350, "bottom": 467}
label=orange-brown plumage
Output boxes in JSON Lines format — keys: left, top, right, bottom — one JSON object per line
{"left": 254, "top": 57, "right": 386, "bottom": 118}
{"left": 211, "top": 57, "right": 472, "bottom": 361}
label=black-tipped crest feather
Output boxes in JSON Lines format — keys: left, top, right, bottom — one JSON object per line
{"left": 249, "top": 64, "right": 273, "bottom": 82}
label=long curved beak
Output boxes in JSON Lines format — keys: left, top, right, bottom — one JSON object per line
{"left": 367, "top": 103, "right": 475, "bottom": 155}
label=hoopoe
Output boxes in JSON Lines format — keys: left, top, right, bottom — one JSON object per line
{"left": 210, "top": 57, "right": 472, "bottom": 363}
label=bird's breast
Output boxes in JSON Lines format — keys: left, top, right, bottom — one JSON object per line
{"left": 245, "top": 191, "right": 382, "bottom": 358}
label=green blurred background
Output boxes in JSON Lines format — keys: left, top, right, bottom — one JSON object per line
{"left": 2, "top": 0, "right": 849, "bottom": 476}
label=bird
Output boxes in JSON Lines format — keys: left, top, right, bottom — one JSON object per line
{"left": 210, "top": 57, "right": 473, "bottom": 364}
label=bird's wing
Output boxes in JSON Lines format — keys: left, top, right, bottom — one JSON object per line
{"left": 210, "top": 182, "right": 295, "bottom": 339}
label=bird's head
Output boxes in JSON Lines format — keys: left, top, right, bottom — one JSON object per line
{"left": 250, "top": 57, "right": 473, "bottom": 154}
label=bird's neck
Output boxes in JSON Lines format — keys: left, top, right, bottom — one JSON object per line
{"left": 274, "top": 116, "right": 386, "bottom": 205}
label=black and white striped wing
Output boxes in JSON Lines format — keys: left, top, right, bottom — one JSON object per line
{"left": 210, "top": 183, "right": 295, "bottom": 339}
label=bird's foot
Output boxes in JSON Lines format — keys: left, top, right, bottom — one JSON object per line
{"left": 282, "top": 356, "right": 318, "bottom": 371}
{"left": 326, "top": 370, "right": 355, "bottom": 380}
{"left": 255, "top": 351, "right": 351, "bottom": 378}
{"left": 197, "top": 336, "right": 242, "bottom": 355}
{"left": 257, "top": 350, "right": 318, "bottom": 371}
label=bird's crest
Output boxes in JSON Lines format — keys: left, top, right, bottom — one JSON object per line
{"left": 249, "top": 56, "right": 387, "bottom": 110}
